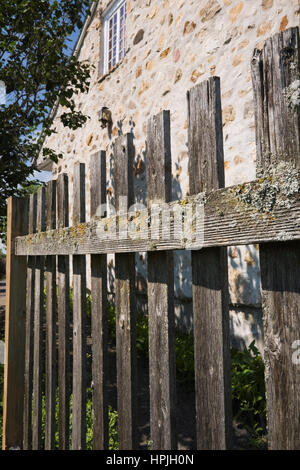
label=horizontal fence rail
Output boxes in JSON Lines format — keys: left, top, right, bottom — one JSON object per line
{"left": 2, "top": 27, "right": 300, "bottom": 450}
{"left": 14, "top": 176, "right": 300, "bottom": 256}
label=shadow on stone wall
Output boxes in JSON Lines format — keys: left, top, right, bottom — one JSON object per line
{"left": 104, "top": 129, "right": 264, "bottom": 350}
{"left": 228, "top": 245, "right": 261, "bottom": 306}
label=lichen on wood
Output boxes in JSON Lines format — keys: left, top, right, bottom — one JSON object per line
{"left": 233, "top": 161, "right": 300, "bottom": 214}
{"left": 283, "top": 79, "right": 300, "bottom": 109}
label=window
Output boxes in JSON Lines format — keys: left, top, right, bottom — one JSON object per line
{"left": 103, "top": 0, "right": 127, "bottom": 74}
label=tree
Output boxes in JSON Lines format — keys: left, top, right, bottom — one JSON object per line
{"left": 0, "top": 0, "right": 95, "bottom": 216}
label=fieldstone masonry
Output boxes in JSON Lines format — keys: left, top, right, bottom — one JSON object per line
{"left": 38, "top": 0, "right": 300, "bottom": 352}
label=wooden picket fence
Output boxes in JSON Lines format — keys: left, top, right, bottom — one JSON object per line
{"left": 2, "top": 27, "right": 300, "bottom": 450}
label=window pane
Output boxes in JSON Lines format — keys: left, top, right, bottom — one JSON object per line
{"left": 105, "top": 0, "right": 127, "bottom": 72}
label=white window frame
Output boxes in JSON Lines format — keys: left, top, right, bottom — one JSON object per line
{"left": 103, "top": 0, "right": 127, "bottom": 74}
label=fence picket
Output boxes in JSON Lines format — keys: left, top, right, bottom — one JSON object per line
{"left": 57, "top": 173, "right": 71, "bottom": 449}
{"left": 32, "top": 186, "right": 46, "bottom": 450}
{"left": 3, "top": 27, "right": 300, "bottom": 452}
{"left": 72, "top": 163, "right": 87, "bottom": 450}
{"left": 251, "top": 27, "right": 300, "bottom": 449}
{"left": 114, "top": 134, "right": 137, "bottom": 450}
{"left": 45, "top": 181, "right": 57, "bottom": 449}
{"left": 23, "top": 193, "right": 37, "bottom": 450}
{"left": 146, "top": 110, "right": 176, "bottom": 450}
{"left": 188, "top": 77, "right": 232, "bottom": 449}
{"left": 90, "top": 151, "right": 108, "bottom": 449}
{"left": 2, "top": 197, "right": 28, "bottom": 450}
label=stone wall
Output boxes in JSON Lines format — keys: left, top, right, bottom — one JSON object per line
{"left": 38, "top": 0, "right": 300, "bottom": 352}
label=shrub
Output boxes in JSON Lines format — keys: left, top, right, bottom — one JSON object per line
{"left": 0, "top": 299, "right": 267, "bottom": 449}
{"left": 231, "top": 340, "right": 267, "bottom": 441}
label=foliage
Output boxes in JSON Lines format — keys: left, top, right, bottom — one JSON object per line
{"left": 108, "top": 303, "right": 117, "bottom": 344}
{"left": 39, "top": 388, "right": 118, "bottom": 450}
{"left": 231, "top": 340, "right": 266, "bottom": 440}
{"left": 0, "top": 0, "right": 95, "bottom": 215}
{"left": 175, "top": 330, "right": 194, "bottom": 385}
{"left": 122, "top": 305, "right": 267, "bottom": 440}
{"left": 108, "top": 406, "right": 119, "bottom": 450}
{"left": 106, "top": 304, "right": 195, "bottom": 384}
{"left": 136, "top": 311, "right": 149, "bottom": 358}
{"left": 0, "top": 297, "right": 267, "bottom": 449}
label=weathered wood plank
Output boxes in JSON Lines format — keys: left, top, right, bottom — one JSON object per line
{"left": 188, "top": 77, "right": 232, "bottom": 449}
{"left": 32, "top": 186, "right": 46, "bottom": 450}
{"left": 57, "top": 173, "right": 71, "bottom": 450}
{"left": 147, "top": 110, "right": 176, "bottom": 449}
{"left": 90, "top": 151, "right": 109, "bottom": 450}
{"left": 188, "top": 80, "right": 224, "bottom": 194}
{"left": 2, "top": 197, "right": 28, "bottom": 450}
{"left": 72, "top": 163, "right": 87, "bottom": 450}
{"left": 45, "top": 181, "right": 57, "bottom": 450}
{"left": 15, "top": 172, "right": 300, "bottom": 256}
{"left": 252, "top": 27, "right": 300, "bottom": 449}
{"left": 252, "top": 26, "right": 300, "bottom": 174}
{"left": 114, "top": 134, "right": 137, "bottom": 450}
{"left": 23, "top": 193, "right": 37, "bottom": 450}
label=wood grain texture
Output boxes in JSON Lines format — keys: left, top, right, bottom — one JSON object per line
{"left": 147, "top": 110, "right": 176, "bottom": 450}
{"left": 114, "top": 134, "right": 137, "bottom": 450}
{"left": 188, "top": 78, "right": 232, "bottom": 449}
{"left": 90, "top": 152, "right": 108, "bottom": 449}
{"left": 23, "top": 193, "right": 37, "bottom": 450}
{"left": 45, "top": 181, "right": 57, "bottom": 449}
{"left": 72, "top": 163, "right": 87, "bottom": 450}
{"left": 2, "top": 197, "right": 28, "bottom": 450}
{"left": 147, "top": 110, "right": 172, "bottom": 204}
{"left": 251, "top": 27, "right": 300, "bottom": 174}
{"left": 187, "top": 77, "right": 224, "bottom": 194}
{"left": 15, "top": 175, "right": 300, "bottom": 256}
{"left": 260, "top": 242, "right": 300, "bottom": 449}
{"left": 32, "top": 187, "right": 46, "bottom": 450}
{"left": 252, "top": 27, "right": 300, "bottom": 449}
{"left": 57, "top": 173, "right": 71, "bottom": 450}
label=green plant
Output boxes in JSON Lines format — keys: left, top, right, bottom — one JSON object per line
{"left": 231, "top": 340, "right": 266, "bottom": 440}
{"left": 0, "top": 295, "right": 267, "bottom": 449}
{"left": 175, "top": 330, "right": 194, "bottom": 386}
{"left": 108, "top": 405, "right": 119, "bottom": 450}
{"left": 0, "top": 0, "right": 95, "bottom": 217}
{"left": 136, "top": 311, "right": 149, "bottom": 358}
{"left": 108, "top": 305, "right": 195, "bottom": 386}
{"left": 39, "top": 387, "right": 118, "bottom": 450}
{"left": 107, "top": 303, "right": 116, "bottom": 343}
